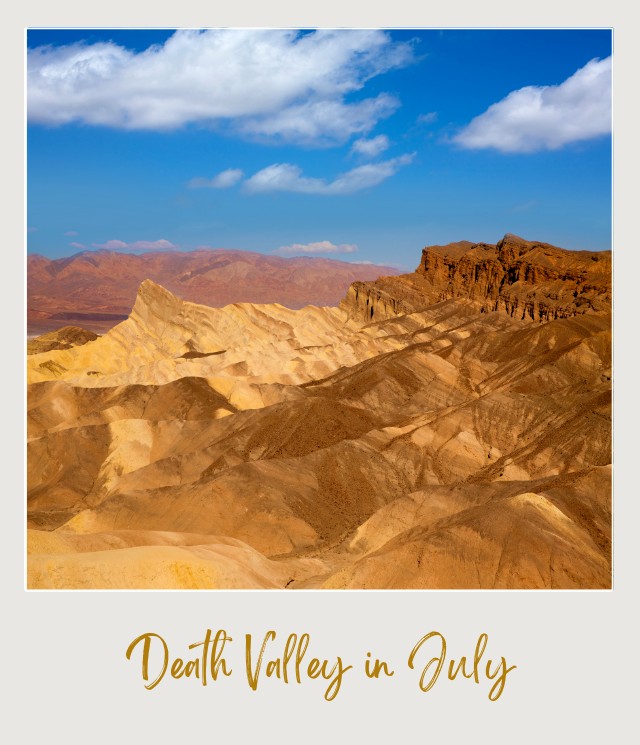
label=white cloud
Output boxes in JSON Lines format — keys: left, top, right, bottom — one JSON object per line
{"left": 417, "top": 111, "right": 437, "bottom": 124}
{"left": 189, "top": 168, "right": 244, "bottom": 189}
{"left": 64, "top": 230, "right": 79, "bottom": 236}
{"left": 27, "top": 226, "right": 38, "bottom": 233}
{"left": 92, "top": 239, "right": 177, "bottom": 251}
{"left": 273, "top": 240, "right": 358, "bottom": 256}
{"left": 28, "top": 29, "right": 414, "bottom": 145}
{"left": 244, "top": 153, "right": 415, "bottom": 195}
{"left": 453, "top": 57, "right": 611, "bottom": 153}
{"left": 351, "top": 134, "right": 390, "bottom": 157}
{"left": 242, "top": 95, "right": 398, "bottom": 146}
{"left": 69, "top": 242, "right": 86, "bottom": 249}
{"left": 93, "top": 239, "right": 128, "bottom": 250}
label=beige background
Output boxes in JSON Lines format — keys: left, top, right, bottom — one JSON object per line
{"left": 8, "top": 2, "right": 637, "bottom": 741}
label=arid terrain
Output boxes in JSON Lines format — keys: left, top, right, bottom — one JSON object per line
{"left": 26, "top": 234, "right": 612, "bottom": 589}
{"left": 27, "top": 248, "right": 400, "bottom": 334}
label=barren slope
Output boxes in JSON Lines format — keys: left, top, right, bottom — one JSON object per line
{"left": 27, "top": 238, "right": 612, "bottom": 590}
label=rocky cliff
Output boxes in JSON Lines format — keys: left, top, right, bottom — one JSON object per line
{"left": 342, "top": 234, "right": 612, "bottom": 323}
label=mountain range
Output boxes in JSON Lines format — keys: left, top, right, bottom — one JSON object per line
{"left": 27, "top": 248, "right": 401, "bottom": 334}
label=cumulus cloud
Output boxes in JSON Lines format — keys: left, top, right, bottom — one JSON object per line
{"left": 92, "top": 238, "right": 177, "bottom": 251}
{"left": 453, "top": 57, "right": 611, "bottom": 153}
{"left": 27, "top": 29, "right": 414, "bottom": 145}
{"left": 69, "top": 242, "right": 86, "bottom": 249}
{"left": 189, "top": 168, "right": 244, "bottom": 189}
{"left": 273, "top": 240, "right": 358, "bottom": 256}
{"left": 351, "top": 134, "right": 390, "bottom": 157}
{"left": 244, "top": 153, "right": 415, "bottom": 195}
{"left": 242, "top": 95, "right": 399, "bottom": 145}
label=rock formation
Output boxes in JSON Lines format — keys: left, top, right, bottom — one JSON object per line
{"left": 342, "top": 233, "right": 611, "bottom": 323}
{"left": 26, "top": 236, "right": 612, "bottom": 590}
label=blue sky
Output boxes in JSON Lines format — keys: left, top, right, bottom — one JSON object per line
{"left": 27, "top": 29, "right": 612, "bottom": 266}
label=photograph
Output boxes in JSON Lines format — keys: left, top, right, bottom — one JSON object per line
{"left": 26, "top": 27, "right": 612, "bottom": 590}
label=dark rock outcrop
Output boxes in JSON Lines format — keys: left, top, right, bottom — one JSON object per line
{"left": 342, "top": 234, "right": 611, "bottom": 323}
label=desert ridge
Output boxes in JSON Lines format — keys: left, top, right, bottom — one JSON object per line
{"left": 26, "top": 236, "right": 612, "bottom": 590}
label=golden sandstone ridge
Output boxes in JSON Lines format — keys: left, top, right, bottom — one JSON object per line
{"left": 27, "top": 235, "right": 612, "bottom": 589}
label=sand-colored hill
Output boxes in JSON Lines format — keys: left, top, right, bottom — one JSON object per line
{"left": 27, "top": 238, "right": 612, "bottom": 589}
{"left": 27, "top": 326, "right": 98, "bottom": 355}
{"left": 27, "top": 248, "right": 401, "bottom": 334}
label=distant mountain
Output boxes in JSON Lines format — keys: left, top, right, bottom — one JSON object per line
{"left": 27, "top": 248, "right": 401, "bottom": 334}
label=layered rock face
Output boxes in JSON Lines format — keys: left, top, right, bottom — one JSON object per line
{"left": 27, "top": 238, "right": 612, "bottom": 590}
{"left": 342, "top": 234, "right": 611, "bottom": 323}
